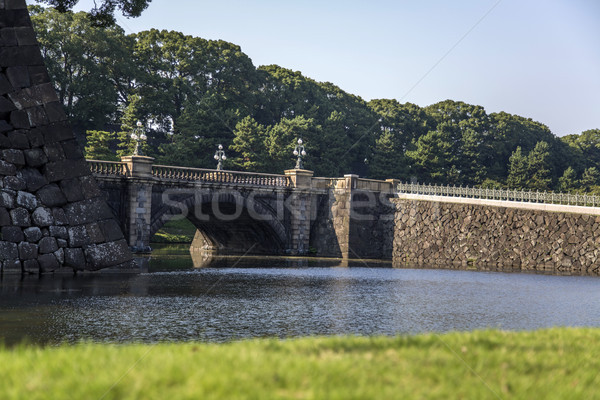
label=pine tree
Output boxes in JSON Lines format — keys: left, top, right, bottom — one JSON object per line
{"left": 231, "top": 116, "right": 268, "bottom": 171}
{"left": 84, "top": 130, "right": 118, "bottom": 161}
{"left": 527, "top": 141, "right": 552, "bottom": 190}
{"left": 558, "top": 166, "right": 578, "bottom": 192}
{"left": 507, "top": 147, "right": 528, "bottom": 189}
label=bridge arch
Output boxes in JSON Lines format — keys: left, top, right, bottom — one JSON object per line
{"left": 150, "top": 188, "right": 288, "bottom": 254}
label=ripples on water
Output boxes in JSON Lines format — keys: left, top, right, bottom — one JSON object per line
{"left": 1, "top": 250, "right": 599, "bottom": 345}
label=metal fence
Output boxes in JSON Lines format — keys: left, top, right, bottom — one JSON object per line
{"left": 397, "top": 182, "right": 600, "bottom": 207}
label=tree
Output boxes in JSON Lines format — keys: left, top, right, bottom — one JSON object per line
{"left": 581, "top": 167, "right": 600, "bottom": 190}
{"left": 558, "top": 167, "right": 578, "bottom": 192}
{"left": 527, "top": 141, "right": 552, "bottom": 191}
{"left": 265, "top": 116, "right": 318, "bottom": 173}
{"left": 84, "top": 130, "right": 118, "bottom": 161}
{"left": 406, "top": 127, "right": 454, "bottom": 183}
{"left": 230, "top": 116, "right": 268, "bottom": 171}
{"left": 35, "top": 0, "right": 151, "bottom": 26}
{"left": 507, "top": 147, "right": 528, "bottom": 189}
{"left": 30, "top": 7, "right": 130, "bottom": 134}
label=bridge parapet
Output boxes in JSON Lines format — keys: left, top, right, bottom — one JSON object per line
{"left": 152, "top": 165, "right": 291, "bottom": 187}
{"left": 398, "top": 182, "right": 600, "bottom": 208}
{"left": 88, "top": 160, "right": 129, "bottom": 177}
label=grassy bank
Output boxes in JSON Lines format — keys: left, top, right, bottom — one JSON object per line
{"left": 151, "top": 218, "right": 196, "bottom": 244}
{"left": 2, "top": 328, "right": 599, "bottom": 399}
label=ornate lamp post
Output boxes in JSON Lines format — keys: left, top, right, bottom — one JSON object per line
{"left": 131, "top": 121, "right": 147, "bottom": 156}
{"left": 214, "top": 144, "right": 226, "bottom": 170}
{"left": 293, "top": 138, "right": 306, "bottom": 169}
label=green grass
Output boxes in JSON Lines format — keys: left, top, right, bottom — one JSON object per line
{"left": 151, "top": 218, "right": 197, "bottom": 244}
{"left": 2, "top": 328, "right": 600, "bottom": 399}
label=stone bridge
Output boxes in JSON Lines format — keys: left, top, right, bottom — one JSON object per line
{"left": 90, "top": 157, "right": 600, "bottom": 275}
{"left": 90, "top": 156, "right": 398, "bottom": 259}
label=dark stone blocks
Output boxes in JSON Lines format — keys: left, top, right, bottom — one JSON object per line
{"left": 0, "top": 74, "right": 11, "bottom": 95}
{"left": 26, "top": 105, "right": 49, "bottom": 127}
{"left": 18, "top": 240, "right": 37, "bottom": 259}
{"left": 62, "top": 139, "right": 82, "bottom": 159}
{"left": 41, "top": 121, "right": 72, "bottom": 144}
{"left": 44, "top": 101, "right": 66, "bottom": 122}
{"left": 10, "top": 109, "right": 29, "bottom": 128}
{"left": 0, "top": 27, "right": 17, "bottom": 46}
{"left": 6, "top": 66, "right": 30, "bottom": 88}
{"left": 44, "top": 158, "right": 88, "bottom": 182}
{"left": 68, "top": 225, "right": 90, "bottom": 247}
{"left": 9, "top": 206, "right": 29, "bottom": 226}
{"left": 0, "top": 241, "right": 18, "bottom": 260}
{"left": 0, "top": 96, "right": 16, "bottom": 113}
{"left": 64, "top": 197, "right": 113, "bottom": 226}
{"left": 1, "top": 225, "right": 22, "bottom": 242}
{"left": 38, "top": 236, "right": 58, "bottom": 254}
{"left": 5, "top": 0, "right": 28, "bottom": 11}
{"left": 23, "top": 259, "right": 39, "bottom": 273}
{"left": 0, "top": 206, "right": 9, "bottom": 225}
{"left": 14, "top": 26, "right": 36, "bottom": 46}
{"left": 28, "top": 66, "right": 49, "bottom": 85}
{"left": 8, "top": 130, "right": 29, "bottom": 148}
{"left": 0, "top": 45, "right": 43, "bottom": 66}
{"left": 24, "top": 148, "right": 47, "bottom": 167}
{"left": 2, "top": 148, "right": 24, "bottom": 165}
{"left": 19, "top": 168, "right": 48, "bottom": 191}
{"left": 84, "top": 239, "right": 131, "bottom": 270}
{"left": 64, "top": 247, "right": 85, "bottom": 268}
{"left": 98, "top": 219, "right": 124, "bottom": 241}
{"left": 0, "top": 120, "right": 11, "bottom": 133}
{"left": 23, "top": 226, "right": 41, "bottom": 242}
{"left": 38, "top": 253, "right": 59, "bottom": 272}
{"left": 0, "top": 4, "right": 132, "bottom": 271}
{"left": 0, "top": 158, "right": 16, "bottom": 175}
{"left": 60, "top": 178, "right": 84, "bottom": 202}
{"left": 37, "top": 184, "right": 67, "bottom": 207}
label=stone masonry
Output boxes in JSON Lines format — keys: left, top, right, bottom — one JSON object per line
{"left": 0, "top": 0, "right": 132, "bottom": 272}
{"left": 393, "top": 197, "right": 600, "bottom": 275}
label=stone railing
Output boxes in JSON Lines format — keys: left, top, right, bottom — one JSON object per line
{"left": 87, "top": 160, "right": 129, "bottom": 176}
{"left": 397, "top": 182, "right": 600, "bottom": 207}
{"left": 152, "top": 165, "right": 291, "bottom": 187}
{"left": 311, "top": 177, "right": 347, "bottom": 189}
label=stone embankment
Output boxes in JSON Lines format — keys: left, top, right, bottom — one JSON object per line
{"left": 0, "top": 0, "right": 131, "bottom": 273}
{"left": 393, "top": 197, "right": 600, "bottom": 275}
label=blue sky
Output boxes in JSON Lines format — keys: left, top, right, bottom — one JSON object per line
{"left": 43, "top": 0, "right": 600, "bottom": 136}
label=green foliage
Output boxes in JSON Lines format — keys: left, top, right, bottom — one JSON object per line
{"left": 35, "top": 0, "right": 151, "bottom": 26}
{"left": 507, "top": 147, "right": 529, "bottom": 189}
{"left": 83, "top": 130, "right": 118, "bottom": 160}
{"left": 230, "top": 116, "right": 268, "bottom": 171}
{"left": 2, "top": 329, "right": 600, "bottom": 399}
{"left": 581, "top": 167, "right": 600, "bottom": 190}
{"left": 151, "top": 218, "right": 196, "bottom": 244}
{"left": 558, "top": 167, "right": 578, "bottom": 192}
{"left": 527, "top": 141, "right": 552, "bottom": 190}
{"left": 31, "top": 7, "right": 599, "bottom": 190}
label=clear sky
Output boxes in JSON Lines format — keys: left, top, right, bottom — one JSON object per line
{"left": 43, "top": 0, "right": 600, "bottom": 136}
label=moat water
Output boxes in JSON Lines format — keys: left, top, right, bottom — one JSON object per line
{"left": 1, "top": 245, "right": 599, "bottom": 346}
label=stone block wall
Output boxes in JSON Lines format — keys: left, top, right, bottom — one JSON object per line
{"left": 392, "top": 198, "right": 600, "bottom": 275}
{"left": 0, "top": 0, "right": 131, "bottom": 272}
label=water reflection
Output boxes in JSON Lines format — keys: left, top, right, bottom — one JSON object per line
{"left": 1, "top": 250, "right": 599, "bottom": 346}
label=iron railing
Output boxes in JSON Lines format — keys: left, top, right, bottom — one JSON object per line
{"left": 87, "top": 160, "right": 129, "bottom": 176}
{"left": 397, "top": 182, "right": 600, "bottom": 207}
{"left": 152, "top": 165, "right": 291, "bottom": 187}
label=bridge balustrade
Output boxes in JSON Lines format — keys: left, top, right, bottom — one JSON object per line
{"left": 398, "top": 182, "right": 599, "bottom": 207}
{"left": 87, "top": 160, "right": 129, "bottom": 176}
{"left": 151, "top": 165, "right": 292, "bottom": 187}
